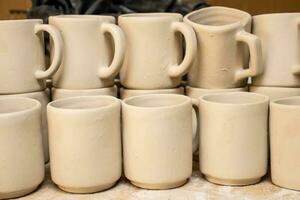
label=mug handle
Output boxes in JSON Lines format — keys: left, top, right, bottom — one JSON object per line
{"left": 98, "top": 23, "right": 125, "bottom": 79}
{"left": 168, "top": 22, "right": 197, "bottom": 78}
{"left": 292, "top": 18, "right": 300, "bottom": 74}
{"left": 34, "top": 24, "right": 63, "bottom": 79}
{"left": 191, "top": 98, "right": 200, "bottom": 153}
{"left": 234, "top": 30, "right": 263, "bottom": 81}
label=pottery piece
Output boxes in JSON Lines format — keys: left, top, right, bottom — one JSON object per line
{"left": 249, "top": 86, "right": 300, "bottom": 101}
{"left": 0, "top": 19, "right": 63, "bottom": 94}
{"left": 0, "top": 97, "right": 44, "bottom": 199}
{"left": 252, "top": 13, "right": 300, "bottom": 87}
{"left": 47, "top": 96, "right": 122, "bottom": 193}
{"left": 51, "top": 85, "right": 118, "bottom": 100}
{"left": 184, "top": 7, "right": 263, "bottom": 89}
{"left": 120, "top": 87, "right": 184, "bottom": 99}
{"left": 198, "top": 92, "right": 269, "bottom": 185}
{"left": 122, "top": 94, "right": 198, "bottom": 189}
{"left": 270, "top": 96, "right": 300, "bottom": 191}
{"left": 49, "top": 15, "right": 125, "bottom": 89}
{"left": 0, "top": 91, "right": 50, "bottom": 162}
{"left": 119, "top": 13, "right": 197, "bottom": 89}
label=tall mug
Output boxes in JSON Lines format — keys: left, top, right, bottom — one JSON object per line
{"left": 119, "top": 13, "right": 197, "bottom": 89}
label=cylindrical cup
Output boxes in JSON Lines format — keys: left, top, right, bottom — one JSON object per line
{"left": 47, "top": 96, "right": 122, "bottom": 193}
{"left": 198, "top": 92, "right": 269, "bottom": 185}
{"left": 49, "top": 15, "right": 125, "bottom": 89}
{"left": 270, "top": 96, "right": 300, "bottom": 191}
{"left": 119, "top": 13, "right": 197, "bottom": 89}
{"left": 122, "top": 94, "right": 197, "bottom": 189}
{"left": 0, "top": 97, "right": 44, "bottom": 199}
{"left": 249, "top": 86, "right": 300, "bottom": 101}
{"left": 120, "top": 87, "right": 184, "bottom": 99}
{"left": 0, "top": 19, "right": 63, "bottom": 94}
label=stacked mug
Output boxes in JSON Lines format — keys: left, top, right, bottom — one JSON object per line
{"left": 249, "top": 13, "right": 300, "bottom": 100}
{"left": 49, "top": 15, "right": 125, "bottom": 100}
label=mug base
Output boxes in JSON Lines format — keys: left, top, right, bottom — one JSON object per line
{"left": 58, "top": 182, "right": 116, "bottom": 194}
{"left": 0, "top": 185, "right": 38, "bottom": 199}
{"left": 205, "top": 175, "right": 261, "bottom": 186}
{"left": 130, "top": 179, "right": 187, "bottom": 190}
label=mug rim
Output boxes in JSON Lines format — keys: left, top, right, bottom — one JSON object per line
{"left": 253, "top": 12, "right": 300, "bottom": 19}
{"left": 0, "top": 97, "right": 40, "bottom": 116}
{"left": 0, "top": 19, "right": 42, "bottom": 24}
{"left": 200, "top": 92, "right": 269, "bottom": 106}
{"left": 49, "top": 14, "right": 115, "bottom": 21}
{"left": 271, "top": 96, "right": 300, "bottom": 108}
{"left": 119, "top": 12, "right": 182, "bottom": 20}
{"left": 48, "top": 95, "right": 120, "bottom": 112}
{"left": 122, "top": 94, "right": 191, "bottom": 109}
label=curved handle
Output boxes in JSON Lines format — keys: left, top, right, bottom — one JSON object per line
{"left": 98, "top": 23, "right": 125, "bottom": 79}
{"left": 34, "top": 24, "right": 63, "bottom": 79}
{"left": 191, "top": 98, "right": 200, "bottom": 153}
{"left": 292, "top": 18, "right": 300, "bottom": 75}
{"left": 168, "top": 22, "right": 197, "bottom": 78}
{"left": 234, "top": 30, "right": 263, "bottom": 81}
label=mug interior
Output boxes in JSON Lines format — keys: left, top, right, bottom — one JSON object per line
{"left": 0, "top": 98, "right": 38, "bottom": 114}
{"left": 123, "top": 94, "right": 189, "bottom": 108}
{"left": 202, "top": 92, "right": 268, "bottom": 105}
{"left": 50, "top": 96, "right": 118, "bottom": 110}
{"left": 273, "top": 97, "right": 300, "bottom": 106}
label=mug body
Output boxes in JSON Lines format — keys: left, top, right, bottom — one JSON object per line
{"left": 184, "top": 7, "right": 251, "bottom": 88}
{"left": 186, "top": 86, "right": 248, "bottom": 98}
{"left": 250, "top": 86, "right": 300, "bottom": 101}
{"left": 270, "top": 97, "right": 300, "bottom": 191}
{"left": 0, "top": 97, "right": 44, "bottom": 199}
{"left": 122, "top": 94, "right": 193, "bottom": 189}
{"left": 50, "top": 15, "right": 116, "bottom": 89}
{"left": 51, "top": 85, "right": 118, "bottom": 100}
{"left": 0, "top": 19, "right": 46, "bottom": 93}
{"left": 199, "top": 92, "right": 269, "bottom": 185}
{"left": 252, "top": 13, "right": 300, "bottom": 87}
{"left": 119, "top": 13, "right": 184, "bottom": 89}
{"left": 47, "top": 96, "right": 122, "bottom": 193}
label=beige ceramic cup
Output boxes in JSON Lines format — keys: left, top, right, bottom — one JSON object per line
{"left": 119, "top": 13, "right": 197, "bottom": 89}
{"left": 198, "top": 92, "right": 269, "bottom": 185}
{"left": 49, "top": 15, "right": 125, "bottom": 89}
{"left": 250, "top": 86, "right": 300, "bottom": 101}
{"left": 122, "top": 94, "right": 198, "bottom": 189}
{"left": 252, "top": 13, "right": 300, "bottom": 87}
{"left": 47, "top": 96, "right": 122, "bottom": 193}
{"left": 51, "top": 85, "right": 118, "bottom": 100}
{"left": 0, "top": 19, "right": 63, "bottom": 94}
{"left": 120, "top": 87, "right": 184, "bottom": 99}
{"left": 0, "top": 97, "right": 44, "bottom": 199}
{"left": 0, "top": 91, "right": 50, "bottom": 162}
{"left": 184, "top": 7, "right": 263, "bottom": 89}
{"left": 270, "top": 96, "right": 300, "bottom": 191}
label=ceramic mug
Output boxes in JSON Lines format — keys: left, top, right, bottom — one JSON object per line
{"left": 198, "top": 92, "right": 269, "bottom": 185}
{"left": 184, "top": 7, "right": 263, "bottom": 89}
{"left": 252, "top": 13, "right": 300, "bottom": 87}
{"left": 0, "top": 91, "right": 50, "bottom": 162}
{"left": 120, "top": 87, "right": 184, "bottom": 99}
{"left": 250, "top": 86, "right": 300, "bottom": 101}
{"left": 0, "top": 19, "right": 63, "bottom": 94}
{"left": 119, "top": 13, "right": 197, "bottom": 89}
{"left": 122, "top": 94, "right": 198, "bottom": 189}
{"left": 0, "top": 97, "right": 44, "bottom": 199}
{"left": 49, "top": 15, "right": 125, "bottom": 89}
{"left": 51, "top": 85, "right": 118, "bottom": 100}
{"left": 270, "top": 96, "right": 300, "bottom": 191}
{"left": 47, "top": 96, "right": 122, "bottom": 193}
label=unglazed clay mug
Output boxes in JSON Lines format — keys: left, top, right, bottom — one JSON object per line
{"left": 120, "top": 87, "right": 184, "bottom": 99}
{"left": 47, "top": 96, "right": 122, "bottom": 193}
{"left": 0, "top": 19, "right": 63, "bottom": 94}
{"left": 119, "top": 13, "right": 197, "bottom": 89}
{"left": 49, "top": 15, "right": 125, "bottom": 89}
{"left": 122, "top": 94, "right": 198, "bottom": 189}
{"left": 51, "top": 85, "right": 118, "bottom": 100}
{"left": 184, "top": 7, "right": 263, "bottom": 89}
{"left": 0, "top": 97, "right": 44, "bottom": 199}
{"left": 270, "top": 97, "right": 300, "bottom": 191}
{"left": 198, "top": 92, "right": 269, "bottom": 185}
{"left": 252, "top": 13, "right": 300, "bottom": 87}
{"left": 0, "top": 91, "right": 50, "bottom": 162}
{"left": 250, "top": 86, "right": 300, "bottom": 101}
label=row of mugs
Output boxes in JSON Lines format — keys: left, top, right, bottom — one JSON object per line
{"left": 2, "top": 92, "right": 300, "bottom": 199}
